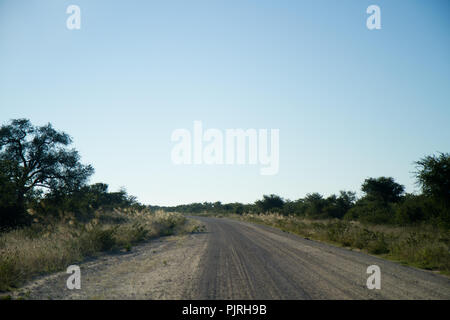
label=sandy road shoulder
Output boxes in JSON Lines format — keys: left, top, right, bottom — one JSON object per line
{"left": 11, "top": 231, "right": 208, "bottom": 300}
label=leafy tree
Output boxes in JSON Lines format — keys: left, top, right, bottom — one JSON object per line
{"left": 344, "top": 178, "right": 403, "bottom": 224}
{"left": 255, "top": 194, "right": 284, "bottom": 213}
{"left": 282, "top": 199, "right": 297, "bottom": 216}
{"left": 323, "top": 191, "right": 356, "bottom": 219}
{"left": 415, "top": 152, "right": 450, "bottom": 207}
{"left": 212, "top": 201, "right": 222, "bottom": 210}
{"left": 345, "top": 199, "right": 395, "bottom": 224}
{"left": 336, "top": 190, "right": 356, "bottom": 214}
{"left": 361, "top": 177, "right": 404, "bottom": 203}
{"left": 0, "top": 119, "right": 93, "bottom": 226}
{"left": 0, "top": 160, "right": 24, "bottom": 228}
{"left": 292, "top": 199, "right": 307, "bottom": 216}
{"left": 303, "top": 193, "right": 326, "bottom": 217}
{"left": 229, "top": 202, "right": 244, "bottom": 215}
{"left": 393, "top": 194, "right": 437, "bottom": 225}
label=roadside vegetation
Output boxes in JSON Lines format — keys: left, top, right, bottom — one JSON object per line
{"left": 155, "top": 152, "right": 450, "bottom": 274}
{"left": 231, "top": 214, "right": 450, "bottom": 274}
{"left": 0, "top": 210, "right": 193, "bottom": 291}
{"left": 0, "top": 119, "right": 194, "bottom": 292}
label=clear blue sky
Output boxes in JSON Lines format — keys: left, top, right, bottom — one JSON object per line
{"left": 1, "top": 0, "right": 449, "bottom": 205}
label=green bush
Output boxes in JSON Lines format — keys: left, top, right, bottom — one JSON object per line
{"left": 367, "top": 234, "right": 390, "bottom": 254}
{"left": 326, "top": 221, "right": 351, "bottom": 243}
{"left": 415, "top": 246, "right": 449, "bottom": 270}
{"left": 129, "top": 222, "right": 149, "bottom": 243}
{"left": 345, "top": 199, "right": 394, "bottom": 224}
{"left": 0, "top": 255, "right": 21, "bottom": 291}
{"left": 352, "top": 228, "right": 376, "bottom": 249}
{"left": 78, "top": 226, "right": 118, "bottom": 254}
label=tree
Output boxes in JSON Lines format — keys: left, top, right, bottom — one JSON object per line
{"left": 344, "top": 177, "right": 403, "bottom": 224}
{"left": 0, "top": 160, "right": 23, "bottom": 227}
{"left": 304, "top": 193, "right": 326, "bottom": 217}
{"left": 336, "top": 190, "right": 356, "bottom": 213}
{"left": 323, "top": 191, "right": 356, "bottom": 219}
{"left": 255, "top": 194, "right": 284, "bottom": 213}
{"left": 415, "top": 152, "right": 450, "bottom": 207}
{"left": 0, "top": 119, "right": 94, "bottom": 226}
{"left": 394, "top": 194, "right": 436, "bottom": 225}
{"left": 361, "top": 177, "right": 404, "bottom": 203}
{"left": 231, "top": 202, "right": 244, "bottom": 215}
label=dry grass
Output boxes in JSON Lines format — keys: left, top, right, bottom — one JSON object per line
{"left": 231, "top": 213, "right": 450, "bottom": 275}
{"left": 0, "top": 210, "right": 197, "bottom": 291}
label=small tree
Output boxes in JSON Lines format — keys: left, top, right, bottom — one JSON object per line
{"left": 415, "top": 152, "right": 450, "bottom": 207}
{"left": 361, "top": 177, "right": 404, "bottom": 203}
{"left": 323, "top": 191, "right": 356, "bottom": 219}
{"left": 414, "top": 152, "right": 450, "bottom": 225}
{"left": 304, "top": 193, "right": 326, "bottom": 217}
{"left": 255, "top": 194, "right": 284, "bottom": 213}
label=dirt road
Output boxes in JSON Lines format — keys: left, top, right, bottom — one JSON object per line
{"left": 11, "top": 217, "right": 450, "bottom": 299}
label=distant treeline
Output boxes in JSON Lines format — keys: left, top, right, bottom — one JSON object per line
{"left": 152, "top": 153, "right": 450, "bottom": 227}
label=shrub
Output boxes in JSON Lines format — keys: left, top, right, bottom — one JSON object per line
{"left": 367, "top": 234, "right": 390, "bottom": 254}
{"left": 345, "top": 199, "right": 394, "bottom": 224}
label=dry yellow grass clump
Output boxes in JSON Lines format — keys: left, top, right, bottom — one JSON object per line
{"left": 0, "top": 210, "right": 191, "bottom": 291}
